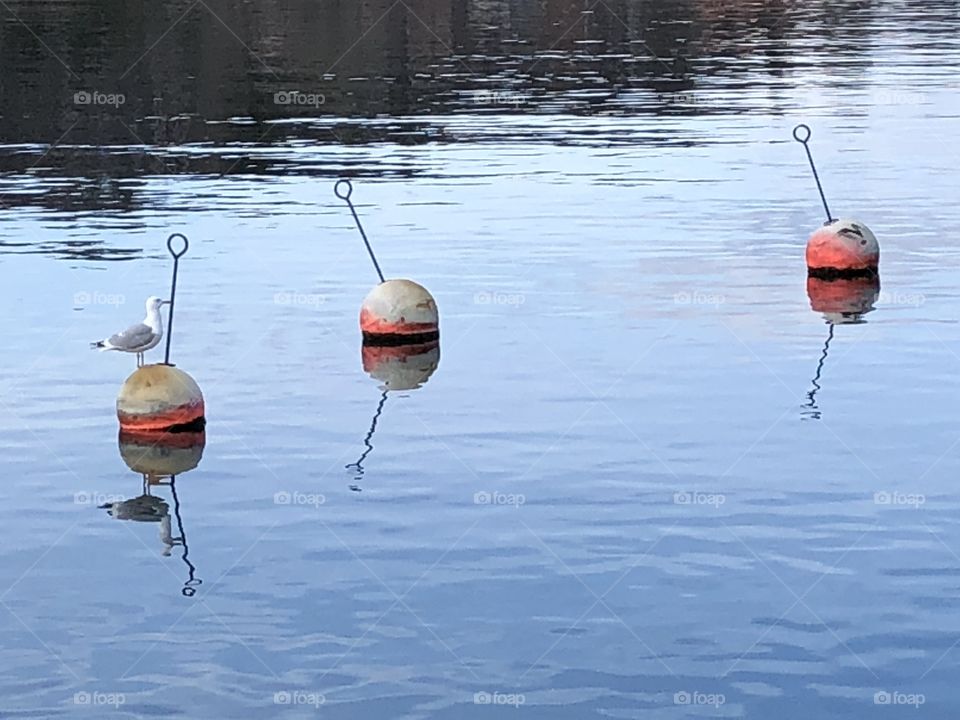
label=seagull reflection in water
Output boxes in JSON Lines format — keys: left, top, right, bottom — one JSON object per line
{"left": 101, "top": 473, "right": 201, "bottom": 596}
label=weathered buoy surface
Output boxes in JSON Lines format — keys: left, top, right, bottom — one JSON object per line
{"left": 119, "top": 429, "right": 205, "bottom": 476}
{"left": 807, "top": 276, "right": 880, "bottom": 325}
{"left": 117, "top": 364, "right": 205, "bottom": 433}
{"left": 806, "top": 218, "right": 879, "bottom": 279}
{"left": 362, "top": 340, "right": 440, "bottom": 391}
{"left": 360, "top": 279, "right": 439, "bottom": 344}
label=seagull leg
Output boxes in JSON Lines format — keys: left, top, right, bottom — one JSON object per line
{"left": 137, "top": 352, "right": 143, "bottom": 367}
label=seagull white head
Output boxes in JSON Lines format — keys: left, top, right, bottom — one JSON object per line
{"left": 145, "top": 296, "right": 170, "bottom": 313}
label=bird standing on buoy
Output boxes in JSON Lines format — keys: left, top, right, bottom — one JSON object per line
{"left": 793, "top": 124, "right": 879, "bottom": 278}
{"left": 90, "top": 295, "right": 169, "bottom": 367}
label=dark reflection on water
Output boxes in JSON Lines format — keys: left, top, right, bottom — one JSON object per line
{"left": 0, "top": 0, "right": 956, "bottom": 145}
{"left": 0, "top": 0, "right": 956, "bottom": 228}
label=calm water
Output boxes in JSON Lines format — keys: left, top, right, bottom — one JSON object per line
{"left": 2, "top": 0, "right": 960, "bottom": 717}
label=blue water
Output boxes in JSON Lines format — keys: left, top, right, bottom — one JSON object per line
{"left": 2, "top": 1, "right": 960, "bottom": 717}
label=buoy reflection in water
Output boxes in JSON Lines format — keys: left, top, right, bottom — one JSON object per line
{"left": 101, "top": 431, "right": 205, "bottom": 595}
{"left": 348, "top": 341, "right": 440, "bottom": 489}
{"left": 802, "top": 276, "right": 880, "bottom": 420}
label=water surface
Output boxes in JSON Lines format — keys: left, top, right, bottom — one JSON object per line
{"left": 2, "top": 1, "right": 960, "bottom": 717}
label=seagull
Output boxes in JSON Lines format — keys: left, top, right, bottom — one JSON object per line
{"left": 90, "top": 295, "right": 169, "bottom": 367}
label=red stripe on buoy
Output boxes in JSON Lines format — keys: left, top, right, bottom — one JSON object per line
{"left": 118, "top": 400, "right": 205, "bottom": 433}
{"left": 359, "top": 308, "right": 438, "bottom": 337}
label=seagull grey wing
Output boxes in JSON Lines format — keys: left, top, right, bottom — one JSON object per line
{"left": 108, "top": 323, "right": 157, "bottom": 351}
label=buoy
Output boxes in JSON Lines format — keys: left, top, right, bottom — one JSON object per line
{"left": 333, "top": 181, "right": 440, "bottom": 344}
{"left": 807, "top": 275, "right": 879, "bottom": 324}
{"left": 117, "top": 364, "right": 205, "bottom": 434}
{"left": 362, "top": 339, "right": 440, "bottom": 390}
{"left": 792, "top": 125, "right": 880, "bottom": 278}
{"left": 806, "top": 219, "right": 879, "bottom": 279}
{"left": 360, "top": 279, "right": 439, "bottom": 344}
{"left": 118, "top": 429, "right": 205, "bottom": 476}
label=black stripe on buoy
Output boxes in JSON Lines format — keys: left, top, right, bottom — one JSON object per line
{"left": 808, "top": 266, "right": 879, "bottom": 281}
{"left": 361, "top": 330, "right": 440, "bottom": 347}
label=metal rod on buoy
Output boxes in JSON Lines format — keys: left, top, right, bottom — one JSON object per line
{"left": 335, "top": 179, "right": 385, "bottom": 284}
{"left": 164, "top": 233, "right": 189, "bottom": 365}
{"left": 793, "top": 124, "right": 834, "bottom": 224}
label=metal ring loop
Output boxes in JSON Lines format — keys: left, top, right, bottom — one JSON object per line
{"left": 334, "top": 179, "right": 353, "bottom": 202}
{"left": 792, "top": 124, "right": 811, "bottom": 143}
{"left": 166, "top": 233, "right": 189, "bottom": 259}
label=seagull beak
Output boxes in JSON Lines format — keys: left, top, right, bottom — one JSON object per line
{"left": 160, "top": 300, "right": 171, "bottom": 306}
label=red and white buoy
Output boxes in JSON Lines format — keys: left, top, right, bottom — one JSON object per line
{"left": 360, "top": 279, "right": 439, "bottom": 343}
{"left": 806, "top": 219, "right": 879, "bottom": 279}
{"left": 793, "top": 125, "right": 880, "bottom": 279}
{"left": 116, "top": 364, "right": 205, "bottom": 435}
{"left": 335, "top": 180, "right": 440, "bottom": 344}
